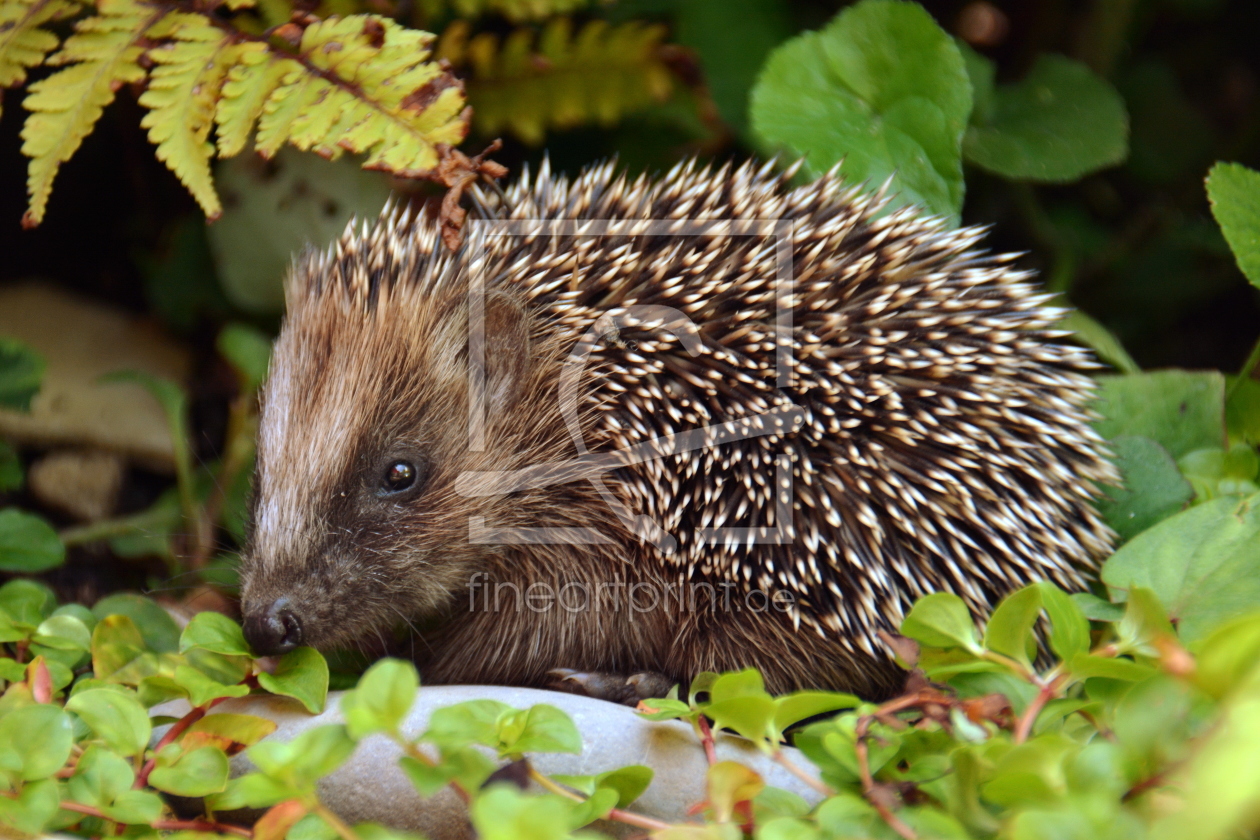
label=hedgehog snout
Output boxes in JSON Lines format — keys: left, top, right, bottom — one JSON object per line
{"left": 243, "top": 597, "right": 303, "bottom": 655}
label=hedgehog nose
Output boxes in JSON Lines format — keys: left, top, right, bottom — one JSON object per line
{"left": 244, "top": 598, "right": 303, "bottom": 655}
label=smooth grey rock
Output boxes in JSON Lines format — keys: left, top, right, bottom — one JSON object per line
{"left": 164, "top": 686, "right": 824, "bottom": 839}
{"left": 27, "top": 448, "right": 125, "bottom": 521}
{"left": 0, "top": 283, "right": 190, "bottom": 472}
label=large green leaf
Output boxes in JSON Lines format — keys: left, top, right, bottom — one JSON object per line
{"left": 1096, "top": 435, "right": 1194, "bottom": 541}
{"left": 749, "top": 0, "right": 971, "bottom": 219}
{"left": 0, "top": 508, "right": 64, "bottom": 573}
{"left": 1093, "top": 371, "right": 1226, "bottom": 459}
{"left": 1206, "top": 161, "right": 1260, "bottom": 288}
{"left": 1102, "top": 493, "right": 1260, "bottom": 641}
{"left": 964, "top": 53, "right": 1128, "bottom": 182}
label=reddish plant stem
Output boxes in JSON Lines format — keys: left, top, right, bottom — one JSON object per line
{"left": 853, "top": 733, "right": 917, "bottom": 840}
{"left": 696, "top": 715, "right": 718, "bottom": 766}
{"left": 1013, "top": 678, "right": 1063, "bottom": 745}
{"left": 60, "top": 801, "right": 252, "bottom": 837}
{"left": 135, "top": 695, "right": 233, "bottom": 788}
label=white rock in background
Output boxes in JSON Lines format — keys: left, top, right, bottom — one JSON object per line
{"left": 0, "top": 283, "right": 189, "bottom": 472}
{"left": 168, "top": 686, "right": 825, "bottom": 840}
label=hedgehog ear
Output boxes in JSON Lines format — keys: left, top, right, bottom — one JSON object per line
{"left": 478, "top": 292, "right": 531, "bottom": 413}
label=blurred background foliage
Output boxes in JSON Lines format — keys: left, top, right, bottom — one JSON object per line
{"left": 1, "top": 0, "right": 1259, "bottom": 606}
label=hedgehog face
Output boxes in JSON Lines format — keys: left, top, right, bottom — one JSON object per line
{"left": 239, "top": 279, "right": 564, "bottom": 656}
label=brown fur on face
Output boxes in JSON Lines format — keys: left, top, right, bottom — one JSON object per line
{"left": 240, "top": 159, "right": 1116, "bottom": 698}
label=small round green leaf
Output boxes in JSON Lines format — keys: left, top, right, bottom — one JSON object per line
{"left": 0, "top": 704, "right": 73, "bottom": 780}
{"left": 964, "top": 54, "right": 1128, "bottom": 182}
{"left": 0, "top": 508, "right": 64, "bottom": 573}
{"left": 180, "top": 610, "right": 251, "bottom": 656}
{"left": 257, "top": 646, "right": 328, "bottom": 714}
{"left": 900, "top": 592, "right": 982, "bottom": 652}
{"left": 66, "top": 688, "right": 153, "bottom": 757}
{"left": 340, "top": 658, "right": 418, "bottom": 738}
{"left": 148, "top": 746, "right": 231, "bottom": 797}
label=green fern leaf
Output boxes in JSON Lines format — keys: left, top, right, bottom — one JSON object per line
{"left": 138, "top": 13, "right": 237, "bottom": 219}
{"left": 215, "top": 41, "right": 282, "bottom": 156}
{"left": 231, "top": 15, "right": 466, "bottom": 175}
{"left": 19, "top": 0, "right": 168, "bottom": 226}
{"left": 442, "top": 17, "right": 672, "bottom": 145}
{"left": 424, "top": 0, "right": 588, "bottom": 23}
{"left": 0, "top": 0, "right": 84, "bottom": 118}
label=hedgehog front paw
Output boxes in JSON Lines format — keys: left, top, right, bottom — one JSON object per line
{"left": 546, "top": 668, "right": 675, "bottom": 706}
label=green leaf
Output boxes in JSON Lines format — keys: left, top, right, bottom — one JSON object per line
{"left": 0, "top": 778, "right": 59, "bottom": 834}
{"left": 1071, "top": 592, "right": 1125, "bottom": 622}
{"left": 423, "top": 699, "right": 511, "bottom": 751}
{"left": 1094, "top": 371, "right": 1227, "bottom": 459}
{"left": 591, "top": 765, "right": 653, "bottom": 809}
{"left": 339, "top": 658, "right": 418, "bottom": 738}
{"left": 180, "top": 610, "right": 251, "bottom": 656}
{"left": 248, "top": 723, "right": 356, "bottom": 792}
{"left": 217, "top": 323, "right": 272, "bottom": 392}
{"left": 1039, "top": 582, "right": 1090, "bottom": 664}
{"left": 469, "top": 785, "right": 583, "bottom": 840}
{"left": 173, "top": 664, "right": 250, "bottom": 706}
{"left": 1206, "top": 161, "right": 1260, "bottom": 288}
{"left": 1103, "top": 493, "right": 1260, "bottom": 641}
{"left": 503, "top": 704, "right": 581, "bottom": 756}
{"left": 91, "top": 614, "right": 153, "bottom": 682}
{"left": 0, "top": 579, "right": 56, "bottom": 626}
{"left": 149, "top": 745, "right": 230, "bottom": 797}
{"left": 634, "top": 697, "right": 692, "bottom": 721}
{"left": 100, "top": 789, "right": 165, "bottom": 824}
{"left": 67, "top": 744, "right": 134, "bottom": 808}
{"left": 0, "top": 508, "right": 64, "bottom": 573}
{"left": 1178, "top": 443, "right": 1260, "bottom": 502}
{"left": 1115, "top": 588, "right": 1175, "bottom": 655}
{"left": 1067, "top": 653, "right": 1158, "bottom": 682}
{"left": 1193, "top": 613, "right": 1260, "bottom": 699}
{"left": 92, "top": 593, "right": 181, "bottom": 653}
{"left": 0, "top": 441, "right": 22, "bottom": 492}
{"left": 0, "top": 704, "right": 73, "bottom": 780}
{"left": 749, "top": 0, "right": 972, "bottom": 219}
{"left": 66, "top": 688, "right": 153, "bottom": 757}
{"left": 1096, "top": 436, "right": 1194, "bottom": 541}
{"left": 0, "top": 338, "right": 44, "bottom": 412}
{"left": 772, "top": 691, "right": 861, "bottom": 737}
{"left": 399, "top": 755, "right": 455, "bottom": 796}
{"left": 900, "top": 592, "right": 982, "bottom": 652}
{"left": 1226, "top": 376, "right": 1260, "bottom": 446}
{"left": 983, "top": 585, "right": 1042, "bottom": 667}
{"left": 964, "top": 53, "right": 1128, "bottom": 182}
{"left": 256, "top": 646, "right": 328, "bottom": 714}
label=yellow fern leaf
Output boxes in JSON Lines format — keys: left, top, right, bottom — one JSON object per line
{"left": 424, "top": 0, "right": 588, "bottom": 23}
{"left": 215, "top": 41, "right": 285, "bottom": 157}
{"left": 138, "top": 13, "right": 237, "bottom": 219}
{"left": 441, "top": 17, "right": 672, "bottom": 145}
{"left": 19, "top": 0, "right": 168, "bottom": 226}
{"left": 0, "top": 0, "right": 84, "bottom": 118}
{"left": 232, "top": 15, "right": 466, "bottom": 176}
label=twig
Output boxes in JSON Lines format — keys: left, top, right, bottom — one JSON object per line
{"left": 772, "top": 750, "right": 833, "bottom": 797}
{"left": 1013, "top": 679, "right": 1060, "bottom": 745}
{"left": 527, "top": 766, "right": 673, "bottom": 832}
{"left": 313, "top": 804, "right": 361, "bottom": 840}
{"left": 59, "top": 801, "right": 252, "bottom": 837}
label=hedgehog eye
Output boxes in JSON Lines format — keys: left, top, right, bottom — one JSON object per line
{"left": 380, "top": 460, "right": 419, "bottom": 495}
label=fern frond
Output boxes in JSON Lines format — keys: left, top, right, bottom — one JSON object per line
{"left": 420, "top": 0, "right": 588, "bottom": 23}
{"left": 440, "top": 17, "right": 672, "bottom": 145}
{"left": 222, "top": 15, "right": 467, "bottom": 175}
{"left": 137, "top": 13, "right": 238, "bottom": 219}
{"left": 19, "top": 0, "right": 167, "bottom": 226}
{"left": 0, "top": 0, "right": 84, "bottom": 118}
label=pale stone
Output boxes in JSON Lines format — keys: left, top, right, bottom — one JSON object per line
{"left": 26, "top": 448, "right": 125, "bottom": 521}
{"left": 161, "top": 686, "right": 825, "bottom": 839}
{"left": 0, "top": 283, "right": 190, "bottom": 472}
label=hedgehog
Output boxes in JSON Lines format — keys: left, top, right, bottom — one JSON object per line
{"left": 238, "top": 157, "right": 1117, "bottom": 702}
